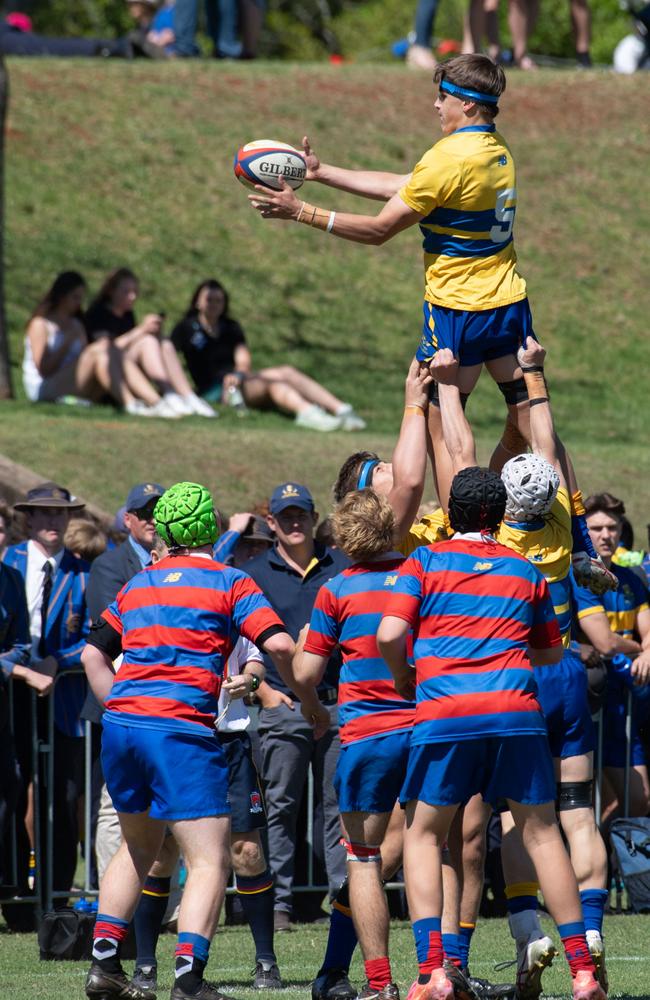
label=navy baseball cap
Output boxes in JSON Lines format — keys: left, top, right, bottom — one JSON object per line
{"left": 125, "top": 483, "right": 165, "bottom": 512}
{"left": 269, "top": 483, "right": 314, "bottom": 515}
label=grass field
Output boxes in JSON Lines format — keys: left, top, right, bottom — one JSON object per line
{"left": 1, "top": 914, "right": 649, "bottom": 999}
{"left": 0, "top": 60, "right": 649, "bottom": 530}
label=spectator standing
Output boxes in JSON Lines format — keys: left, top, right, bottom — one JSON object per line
{"left": 172, "top": 0, "right": 263, "bottom": 58}
{"left": 245, "top": 483, "right": 349, "bottom": 930}
{"left": 171, "top": 279, "right": 365, "bottom": 431}
{"left": 407, "top": 0, "right": 439, "bottom": 70}
{"left": 3, "top": 483, "right": 91, "bottom": 906}
{"left": 85, "top": 268, "right": 215, "bottom": 419}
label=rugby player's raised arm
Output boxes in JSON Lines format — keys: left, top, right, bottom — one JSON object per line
{"left": 302, "top": 135, "right": 411, "bottom": 201}
{"left": 434, "top": 357, "right": 477, "bottom": 474}
{"left": 249, "top": 181, "right": 422, "bottom": 246}
{"left": 389, "top": 360, "right": 433, "bottom": 541}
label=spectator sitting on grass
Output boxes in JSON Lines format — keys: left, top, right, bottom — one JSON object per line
{"left": 126, "top": 0, "right": 176, "bottom": 57}
{"left": 171, "top": 279, "right": 366, "bottom": 432}
{"left": 22, "top": 271, "right": 141, "bottom": 410}
{"left": 85, "top": 267, "right": 216, "bottom": 419}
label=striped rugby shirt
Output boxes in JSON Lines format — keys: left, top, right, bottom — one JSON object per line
{"left": 304, "top": 555, "right": 415, "bottom": 744}
{"left": 382, "top": 535, "right": 561, "bottom": 745}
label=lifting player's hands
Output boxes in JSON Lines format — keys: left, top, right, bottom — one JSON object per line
{"left": 429, "top": 348, "right": 459, "bottom": 385}
{"left": 405, "top": 357, "right": 433, "bottom": 410}
{"left": 249, "top": 177, "right": 301, "bottom": 221}
{"left": 517, "top": 337, "right": 546, "bottom": 371}
{"left": 301, "top": 135, "right": 321, "bottom": 180}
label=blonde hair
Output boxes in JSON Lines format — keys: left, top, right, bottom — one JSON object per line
{"left": 331, "top": 489, "right": 395, "bottom": 562}
{"left": 64, "top": 517, "right": 107, "bottom": 562}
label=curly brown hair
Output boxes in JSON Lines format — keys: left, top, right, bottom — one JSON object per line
{"left": 331, "top": 489, "right": 395, "bottom": 562}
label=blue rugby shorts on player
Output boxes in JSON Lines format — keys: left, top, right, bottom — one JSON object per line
{"left": 535, "top": 650, "right": 595, "bottom": 759}
{"left": 102, "top": 714, "right": 230, "bottom": 821}
{"left": 416, "top": 298, "right": 535, "bottom": 367}
{"left": 334, "top": 729, "right": 411, "bottom": 814}
{"left": 219, "top": 730, "right": 267, "bottom": 833}
{"left": 401, "top": 734, "right": 556, "bottom": 808}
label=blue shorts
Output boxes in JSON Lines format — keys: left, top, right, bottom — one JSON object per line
{"left": 601, "top": 679, "right": 647, "bottom": 768}
{"left": 401, "top": 734, "right": 556, "bottom": 807}
{"left": 219, "top": 730, "right": 267, "bottom": 833}
{"left": 535, "top": 651, "right": 595, "bottom": 759}
{"left": 334, "top": 729, "right": 411, "bottom": 814}
{"left": 102, "top": 714, "right": 230, "bottom": 821}
{"left": 416, "top": 298, "right": 535, "bottom": 368}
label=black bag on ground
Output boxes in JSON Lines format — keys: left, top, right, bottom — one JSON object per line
{"left": 610, "top": 816, "right": 650, "bottom": 913}
{"left": 38, "top": 908, "right": 95, "bottom": 960}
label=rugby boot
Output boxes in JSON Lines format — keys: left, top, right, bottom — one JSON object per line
{"left": 253, "top": 961, "right": 283, "bottom": 989}
{"left": 132, "top": 965, "right": 158, "bottom": 997}
{"left": 585, "top": 932, "right": 608, "bottom": 993}
{"left": 572, "top": 970, "right": 607, "bottom": 1000}
{"left": 406, "top": 969, "right": 454, "bottom": 1000}
{"left": 170, "top": 982, "right": 232, "bottom": 1000}
{"left": 85, "top": 963, "right": 150, "bottom": 999}
{"left": 466, "top": 973, "right": 515, "bottom": 1000}
{"left": 312, "top": 968, "right": 357, "bottom": 1000}
{"left": 515, "top": 935, "right": 556, "bottom": 1000}
{"left": 442, "top": 961, "right": 480, "bottom": 1000}
{"left": 358, "top": 983, "right": 400, "bottom": 1000}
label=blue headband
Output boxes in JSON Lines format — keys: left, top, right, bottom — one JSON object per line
{"left": 440, "top": 78, "right": 499, "bottom": 105}
{"left": 357, "top": 460, "right": 379, "bottom": 490}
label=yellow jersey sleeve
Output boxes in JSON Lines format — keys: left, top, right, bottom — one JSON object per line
{"left": 399, "top": 147, "right": 460, "bottom": 218}
{"left": 398, "top": 507, "right": 451, "bottom": 558}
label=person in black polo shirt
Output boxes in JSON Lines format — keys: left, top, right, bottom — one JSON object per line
{"left": 245, "top": 483, "right": 349, "bottom": 931}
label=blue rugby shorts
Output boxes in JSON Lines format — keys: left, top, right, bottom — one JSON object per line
{"left": 102, "top": 713, "right": 230, "bottom": 821}
{"left": 535, "top": 650, "right": 595, "bottom": 760}
{"left": 334, "top": 729, "right": 412, "bottom": 814}
{"left": 416, "top": 297, "right": 535, "bottom": 368}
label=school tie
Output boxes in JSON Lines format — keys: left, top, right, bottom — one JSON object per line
{"left": 38, "top": 560, "right": 53, "bottom": 658}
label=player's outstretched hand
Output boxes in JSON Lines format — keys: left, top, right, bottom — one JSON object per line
{"left": 249, "top": 178, "right": 301, "bottom": 220}
{"left": 302, "top": 135, "right": 321, "bottom": 180}
{"left": 517, "top": 338, "right": 546, "bottom": 371}
{"left": 430, "top": 348, "right": 459, "bottom": 385}
{"left": 405, "top": 357, "right": 433, "bottom": 410}
{"left": 572, "top": 552, "right": 619, "bottom": 595}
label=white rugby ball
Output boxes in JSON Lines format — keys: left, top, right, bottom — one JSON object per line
{"left": 234, "top": 139, "right": 306, "bottom": 191}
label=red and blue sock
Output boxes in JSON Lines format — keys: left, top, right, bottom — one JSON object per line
{"left": 579, "top": 889, "right": 608, "bottom": 936}
{"left": 441, "top": 932, "right": 461, "bottom": 968}
{"left": 558, "top": 921, "right": 595, "bottom": 979}
{"left": 134, "top": 874, "right": 171, "bottom": 970}
{"left": 175, "top": 931, "right": 210, "bottom": 993}
{"left": 413, "top": 917, "right": 443, "bottom": 982}
{"left": 236, "top": 869, "right": 276, "bottom": 964}
{"left": 364, "top": 956, "right": 392, "bottom": 990}
{"left": 92, "top": 913, "right": 129, "bottom": 973}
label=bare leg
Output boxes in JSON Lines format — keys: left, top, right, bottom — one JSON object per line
{"left": 403, "top": 800, "right": 458, "bottom": 921}
{"left": 380, "top": 802, "right": 405, "bottom": 879}
{"left": 463, "top": 0, "right": 485, "bottom": 52}
{"left": 257, "top": 365, "right": 345, "bottom": 414}
{"left": 601, "top": 764, "right": 650, "bottom": 830}
{"left": 160, "top": 339, "right": 195, "bottom": 396}
{"left": 507, "top": 0, "right": 537, "bottom": 66}
{"left": 342, "top": 811, "right": 392, "bottom": 962}
{"left": 570, "top": 0, "right": 591, "bottom": 56}
{"left": 231, "top": 830, "right": 266, "bottom": 877}
{"left": 242, "top": 374, "right": 310, "bottom": 415}
{"left": 125, "top": 335, "right": 173, "bottom": 395}
{"left": 484, "top": 0, "right": 502, "bottom": 59}
{"left": 557, "top": 754, "right": 607, "bottom": 892}
{"left": 168, "top": 815, "right": 230, "bottom": 939}
{"left": 98, "top": 812, "right": 166, "bottom": 921}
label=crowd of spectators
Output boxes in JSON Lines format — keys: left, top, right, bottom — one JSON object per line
{"left": 22, "top": 269, "right": 365, "bottom": 431}
{"left": 0, "top": 458, "right": 648, "bottom": 937}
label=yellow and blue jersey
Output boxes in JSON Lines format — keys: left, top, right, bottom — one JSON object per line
{"left": 574, "top": 562, "right": 649, "bottom": 638}
{"left": 399, "top": 507, "right": 451, "bottom": 558}
{"left": 399, "top": 125, "right": 527, "bottom": 312}
{"left": 496, "top": 487, "right": 573, "bottom": 646}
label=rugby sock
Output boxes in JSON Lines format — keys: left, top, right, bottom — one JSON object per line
{"left": 175, "top": 931, "right": 210, "bottom": 994}
{"left": 318, "top": 882, "right": 358, "bottom": 976}
{"left": 558, "top": 921, "right": 594, "bottom": 978}
{"left": 458, "top": 922, "right": 476, "bottom": 969}
{"left": 579, "top": 889, "right": 608, "bottom": 935}
{"left": 92, "top": 913, "right": 129, "bottom": 973}
{"left": 236, "top": 869, "right": 276, "bottom": 964}
{"left": 441, "top": 932, "right": 462, "bottom": 969}
{"left": 570, "top": 491, "right": 598, "bottom": 560}
{"left": 134, "top": 874, "right": 171, "bottom": 969}
{"left": 506, "top": 882, "right": 542, "bottom": 948}
{"left": 364, "top": 956, "right": 392, "bottom": 990}
{"left": 413, "top": 917, "right": 443, "bottom": 982}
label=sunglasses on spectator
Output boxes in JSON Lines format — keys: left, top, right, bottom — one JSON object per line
{"left": 128, "top": 504, "right": 158, "bottom": 521}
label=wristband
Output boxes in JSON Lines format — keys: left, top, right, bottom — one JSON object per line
{"left": 296, "top": 201, "right": 333, "bottom": 231}
{"left": 404, "top": 404, "right": 425, "bottom": 417}
{"left": 521, "top": 366, "right": 550, "bottom": 404}
{"left": 326, "top": 211, "right": 336, "bottom": 233}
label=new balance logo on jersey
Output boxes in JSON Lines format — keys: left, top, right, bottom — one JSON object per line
{"left": 163, "top": 572, "right": 183, "bottom": 583}
{"left": 473, "top": 561, "right": 493, "bottom": 571}
{"left": 384, "top": 574, "right": 399, "bottom": 587}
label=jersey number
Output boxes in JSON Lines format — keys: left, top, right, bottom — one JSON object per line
{"left": 490, "top": 188, "right": 516, "bottom": 243}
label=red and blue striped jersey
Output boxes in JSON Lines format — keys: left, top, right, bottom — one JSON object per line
{"left": 102, "top": 554, "right": 283, "bottom": 735}
{"left": 382, "top": 537, "right": 561, "bottom": 745}
{"left": 304, "top": 555, "right": 415, "bottom": 745}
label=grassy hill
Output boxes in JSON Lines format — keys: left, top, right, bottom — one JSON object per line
{"left": 0, "top": 60, "right": 649, "bottom": 532}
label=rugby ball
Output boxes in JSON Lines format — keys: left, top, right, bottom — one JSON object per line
{"left": 234, "top": 140, "right": 306, "bottom": 191}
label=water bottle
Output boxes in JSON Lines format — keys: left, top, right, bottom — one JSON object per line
{"left": 610, "top": 653, "right": 635, "bottom": 689}
{"left": 225, "top": 384, "right": 248, "bottom": 417}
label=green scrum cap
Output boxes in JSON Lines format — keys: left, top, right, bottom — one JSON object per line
{"left": 154, "top": 481, "right": 219, "bottom": 549}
